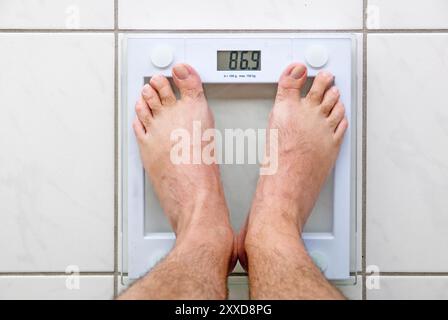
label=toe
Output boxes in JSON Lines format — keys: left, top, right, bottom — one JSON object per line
{"left": 172, "top": 63, "right": 206, "bottom": 101}
{"left": 135, "top": 94, "right": 152, "bottom": 129}
{"left": 334, "top": 116, "right": 348, "bottom": 142}
{"left": 327, "top": 101, "right": 345, "bottom": 129}
{"left": 149, "top": 75, "right": 177, "bottom": 106}
{"left": 142, "top": 84, "right": 162, "bottom": 114}
{"left": 132, "top": 117, "right": 146, "bottom": 142}
{"left": 320, "top": 86, "right": 340, "bottom": 115}
{"left": 307, "top": 71, "right": 334, "bottom": 105}
{"left": 275, "top": 63, "right": 307, "bottom": 103}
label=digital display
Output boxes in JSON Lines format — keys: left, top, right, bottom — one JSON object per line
{"left": 217, "top": 50, "right": 261, "bottom": 71}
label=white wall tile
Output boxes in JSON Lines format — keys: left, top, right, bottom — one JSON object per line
{"left": 119, "top": 0, "right": 362, "bottom": 30}
{"left": 367, "top": 34, "right": 448, "bottom": 272}
{"left": 0, "top": 276, "right": 113, "bottom": 300}
{"left": 367, "top": 0, "right": 448, "bottom": 29}
{"left": 367, "top": 276, "right": 448, "bottom": 300}
{"left": 0, "top": 0, "right": 114, "bottom": 29}
{"left": 0, "top": 34, "right": 115, "bottom": 272}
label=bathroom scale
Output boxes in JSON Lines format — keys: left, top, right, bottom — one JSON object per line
{"left": 121, "top": 33, "right": 358, "bottom": 282}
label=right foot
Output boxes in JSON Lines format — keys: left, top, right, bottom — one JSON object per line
{"left": 133, "top": 64, "right": 236, "bottom": 272}
{"left": 238, "top": 63, "right": 348, "bottom": 269}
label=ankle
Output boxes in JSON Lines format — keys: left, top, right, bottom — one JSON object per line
{"left": 251, "top": 175, "right": 313, "bottom": 232}
{"left": 174, "top": 188, "right": 229, "bottom": 234}
{"left": 176, "top": 221, "right": 234, "bottom": 257}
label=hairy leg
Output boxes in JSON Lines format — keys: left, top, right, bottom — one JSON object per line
{"left": 242, "top": 63, "right": 347, "bottom": 299}
{"left": 118, "top": 64, "right": 236, "bottom": 300}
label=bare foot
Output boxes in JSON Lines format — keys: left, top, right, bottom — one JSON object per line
{"left": 238, "top": 63, "right": 348, "bottom": 270}
{"left": 133, "top": 63, "right": 237, "bottom": 272}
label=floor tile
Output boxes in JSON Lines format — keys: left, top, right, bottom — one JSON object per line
{"left": 0, "top": 0, "right": 114, "bottom": 29}
{"left": 367, "top": 34, "right": 448, "bottom": 272}
{"left": 367, "top": 276, "right": 448, "bottom": 300}
{"left": 0, "top": 275, "right": 114, "bottom": 300}
{"left": 0, "top": 33, "right": 115, "bottom": 272}
{"left": 119, "top": 0, "right": 362, "bottom": 30}
{"left": 367, "top": 0, "right": 448, "bottom": 29}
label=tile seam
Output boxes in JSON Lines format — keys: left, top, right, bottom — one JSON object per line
{"left": 0, "top": 272, "right": 115, "bottom": 276}
{"left": 362, "top": 0, "right": 368, "bottom": 301}
{"left": 1, "top": 29, "right": 447, "bottom": 34}
{"left": 113, "top": 0, "right": 119, "bottom": 299}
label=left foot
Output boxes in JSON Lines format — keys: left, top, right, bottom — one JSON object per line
{"left": 133, "top": 63, "right": 237, "bottom": 272}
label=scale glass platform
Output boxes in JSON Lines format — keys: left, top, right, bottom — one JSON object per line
{"left": 121, "top": 33, "right": 358, "bottom": 283}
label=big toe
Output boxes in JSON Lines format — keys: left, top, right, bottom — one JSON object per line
{"left": 172, "top": 63, "right": 206, "bottom": 101}
{"left": 275, "top": 63, "right": 307, "bottom": 103}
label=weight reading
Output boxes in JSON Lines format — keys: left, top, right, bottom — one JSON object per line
{"left": 217, "top": 50, "right": 261, "bottom": 71}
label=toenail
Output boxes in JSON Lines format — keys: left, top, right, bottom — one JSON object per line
{"left": 150, "top": 75, "right": 162, "bottom": 84}
{"left": 142, "top": 84, "right": 151, "bottom": 95}
{"left": 331, "top": 87, "right": 339, "bottom": 95}
{"left": 320, "top": 71, "right": 333, "bottom": 79}
{"left": 290, "top": 65, "right": 306, "bottom": 79}
{"left": 173, "top": 64, "right": 190, "bottom": 80}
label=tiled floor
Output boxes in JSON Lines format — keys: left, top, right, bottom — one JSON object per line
{"left": 0, "top": 0, "right": 447, "bottom": 299}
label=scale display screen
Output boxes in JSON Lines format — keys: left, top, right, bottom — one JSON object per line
{"left": 217, "top": 50, "right": 261, "bottom": 71}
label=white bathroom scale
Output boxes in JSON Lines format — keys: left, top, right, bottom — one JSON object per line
{"left": 121, "top": 33, "right": 358, "bottom": 281}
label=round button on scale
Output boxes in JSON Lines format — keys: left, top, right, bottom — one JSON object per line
{"left": 150, "top": 45, "right": 174, "bottom": 69}
{"left": 305, "top": 44, "right": 329, "bottom": 69}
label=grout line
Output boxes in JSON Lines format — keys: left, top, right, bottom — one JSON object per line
{"left": 361, "top": 0, "right": 368, "bottom": 301}
{"left": 79, "top": 28, "right": 448, "bottom": 33}
{"left": 0, "top": 29, "right": 115, "bottom": 33}
{"left": 113, "top": 0, "right": 119, "bottom": 299}
{"left": 117, "top": 29, "right": 364, "bottom": 33}
{"left": 366, "top": 29, "right": 448, "bottom": 33}
{"left": 378, "top": 272, "right": 448, "bottom": 276}
{"left": 0, "top": 272, "right": 114, "bottom": 276}
{"left": 0, "top": 28, "right": 448, "bottom": 34}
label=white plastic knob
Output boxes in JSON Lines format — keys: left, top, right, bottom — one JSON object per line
{"left": 150, "top": 45, "right": 174, "bottom": 69}
{"left": 310, "top": 251, "right": 328, "bottom": 272}
{"left": 305, "top": 45, "right": 329, "bottom": 68}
